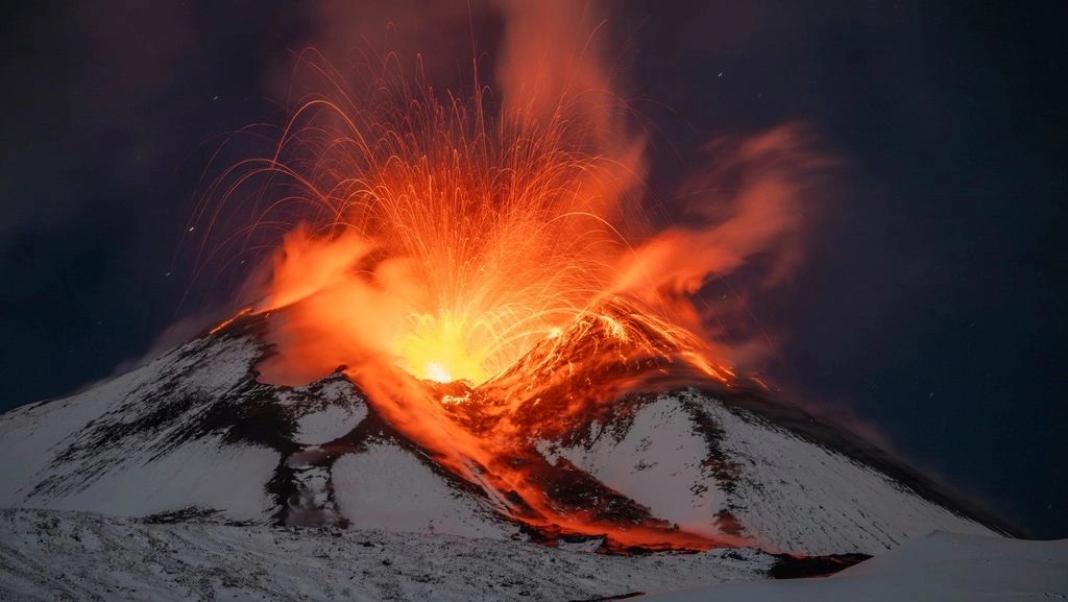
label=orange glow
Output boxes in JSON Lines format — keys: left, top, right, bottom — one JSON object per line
{"left": 208, "top": 307, "right": 252, "bottom": 335}
{"left": 205, "top": 2, "right": 822, "bottom": 552}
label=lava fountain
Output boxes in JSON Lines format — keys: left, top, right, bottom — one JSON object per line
{"left": 199, "top": 2, "right": 824, "bottom": 552}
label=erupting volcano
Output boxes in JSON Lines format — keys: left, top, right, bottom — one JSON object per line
{"left": 0, "top": 3, "right": 1015, "bottom": 594}
{"left": 5, "top": 1, "right": 1065, "bottom": 600}
{"left": 189, "top": 6, "right": 828, "bottom": 550}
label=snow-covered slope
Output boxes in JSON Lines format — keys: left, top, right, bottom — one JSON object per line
{"left": 538, "top": 390, "right": 997, "bottom": 554}
{"left": 1, "top": 510, "right": 1059, "bottom": 602}
{"left": 0, "top": 335, "right": 278, "bottom": 522}
{"left": 0, "top": 508, "right": 772, "bottom": 602}
{"left": 0, "top": 313, "right": 1007, "bottom": 556}
{"left": 642, "top": 531, "right": 1068, "bottom": 601}
{"left": 0, "top": 321, "right": 512, "bottom": 538}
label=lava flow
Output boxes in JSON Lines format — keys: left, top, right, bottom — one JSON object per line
{"left": 200, "top": 2, "right": 822, "bottom": 552}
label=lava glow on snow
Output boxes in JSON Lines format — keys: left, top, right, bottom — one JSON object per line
{"left": 201, "top": 2, "right": 824, "bottom": 552}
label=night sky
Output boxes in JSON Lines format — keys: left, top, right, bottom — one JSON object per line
{"left": 1, "top": 1, "right": 1065, "bottom": 538}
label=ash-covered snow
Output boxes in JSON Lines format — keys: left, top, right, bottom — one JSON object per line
{"left": 279, "top": 379, "right": 369, "bottom": 445}
{"left": 332, "top": 443, "right": 515, "bottom": 539}
{"left": 28, "top": 438, "right": 277, "bottom": 522}
{"left": 0, "top": 508, "right": 772, "bottom": 602}
{"left": 0, "top": 335, "right": 275, "bottom": 522}
{"left": 537, "top": 396, "right": 722, "bottom": 536}
{"left": 540, "top": 391, "right": 997, "bottom": 555}
{"left": 641, "top": 531, "right": 1068, "bottom": 601}
{"left": 0, "top": 328, "right": 509, "bottom": 535}
{"left": 694, "top": 391, "right": 995, "bottom": 554}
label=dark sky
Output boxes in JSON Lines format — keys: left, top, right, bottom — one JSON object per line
{"left": 1, "top": 1, "right": 1065, "bottom": 538}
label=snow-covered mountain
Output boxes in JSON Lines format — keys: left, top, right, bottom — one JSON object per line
{"left": 0, "top": 312, "right": 1008, "bottom": 559}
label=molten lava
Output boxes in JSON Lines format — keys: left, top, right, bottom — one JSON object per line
{"left": 202, "top": 3, "right": 823, "bottom": 552}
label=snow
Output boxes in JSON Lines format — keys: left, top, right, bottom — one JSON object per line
{"left": 0, "top": 330, "right": 518, "bottom": 536}
{"left": 0, "top": 509, "right": 772, "bottom": 601}
{"left": 641, "top": 531, "right": 1068, "bottom": 601}
{"left": 3, "top": 510, "right": 1058, "bottom": 602}
{"left": 0, "top": 325, "right": 1010, "bottom": 590}
{"left": 36, "top": 438, "right": 277, "bottom": 522}
{"left": 539, "top": 397, "right": 727, "bottom": 535}
{"left": 0, "top": 336, "right": 268, "bottom": 514}
{"left": 332, "top": 443, "right": 514, "bottom": 540}
{"left": 544, "top": 391, "right": 997, "bottom": 555}
{"left": 695, "top": 391, "right": 996, "bottom": 554}
{"left": 292, "top": 398, "right": 368, "bottom": 445}
{"left": 279, "top": 378, "right": 369, "bottom": 445}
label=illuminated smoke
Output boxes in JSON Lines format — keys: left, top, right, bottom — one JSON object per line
{"left": 203, "top": 0, "right": 826, "bottom": 551}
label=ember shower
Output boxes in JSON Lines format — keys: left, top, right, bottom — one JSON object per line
{"left": 200, "top": 2, "right": 824, "bottom": 550}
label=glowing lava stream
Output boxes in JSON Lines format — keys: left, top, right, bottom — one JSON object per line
{"left": 199, "top": 3, "right": 820, "bottom": 552}
{"left": 254, "top": 301, "right": 750, "bottom": 552}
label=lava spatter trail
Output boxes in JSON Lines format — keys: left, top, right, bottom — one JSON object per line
{"left": 196, "top": 2, "right": 821, "bottom": 553}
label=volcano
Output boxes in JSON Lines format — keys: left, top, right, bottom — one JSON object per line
{"left": 0, "top": 311, "right": 1007, "bottom": 559}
